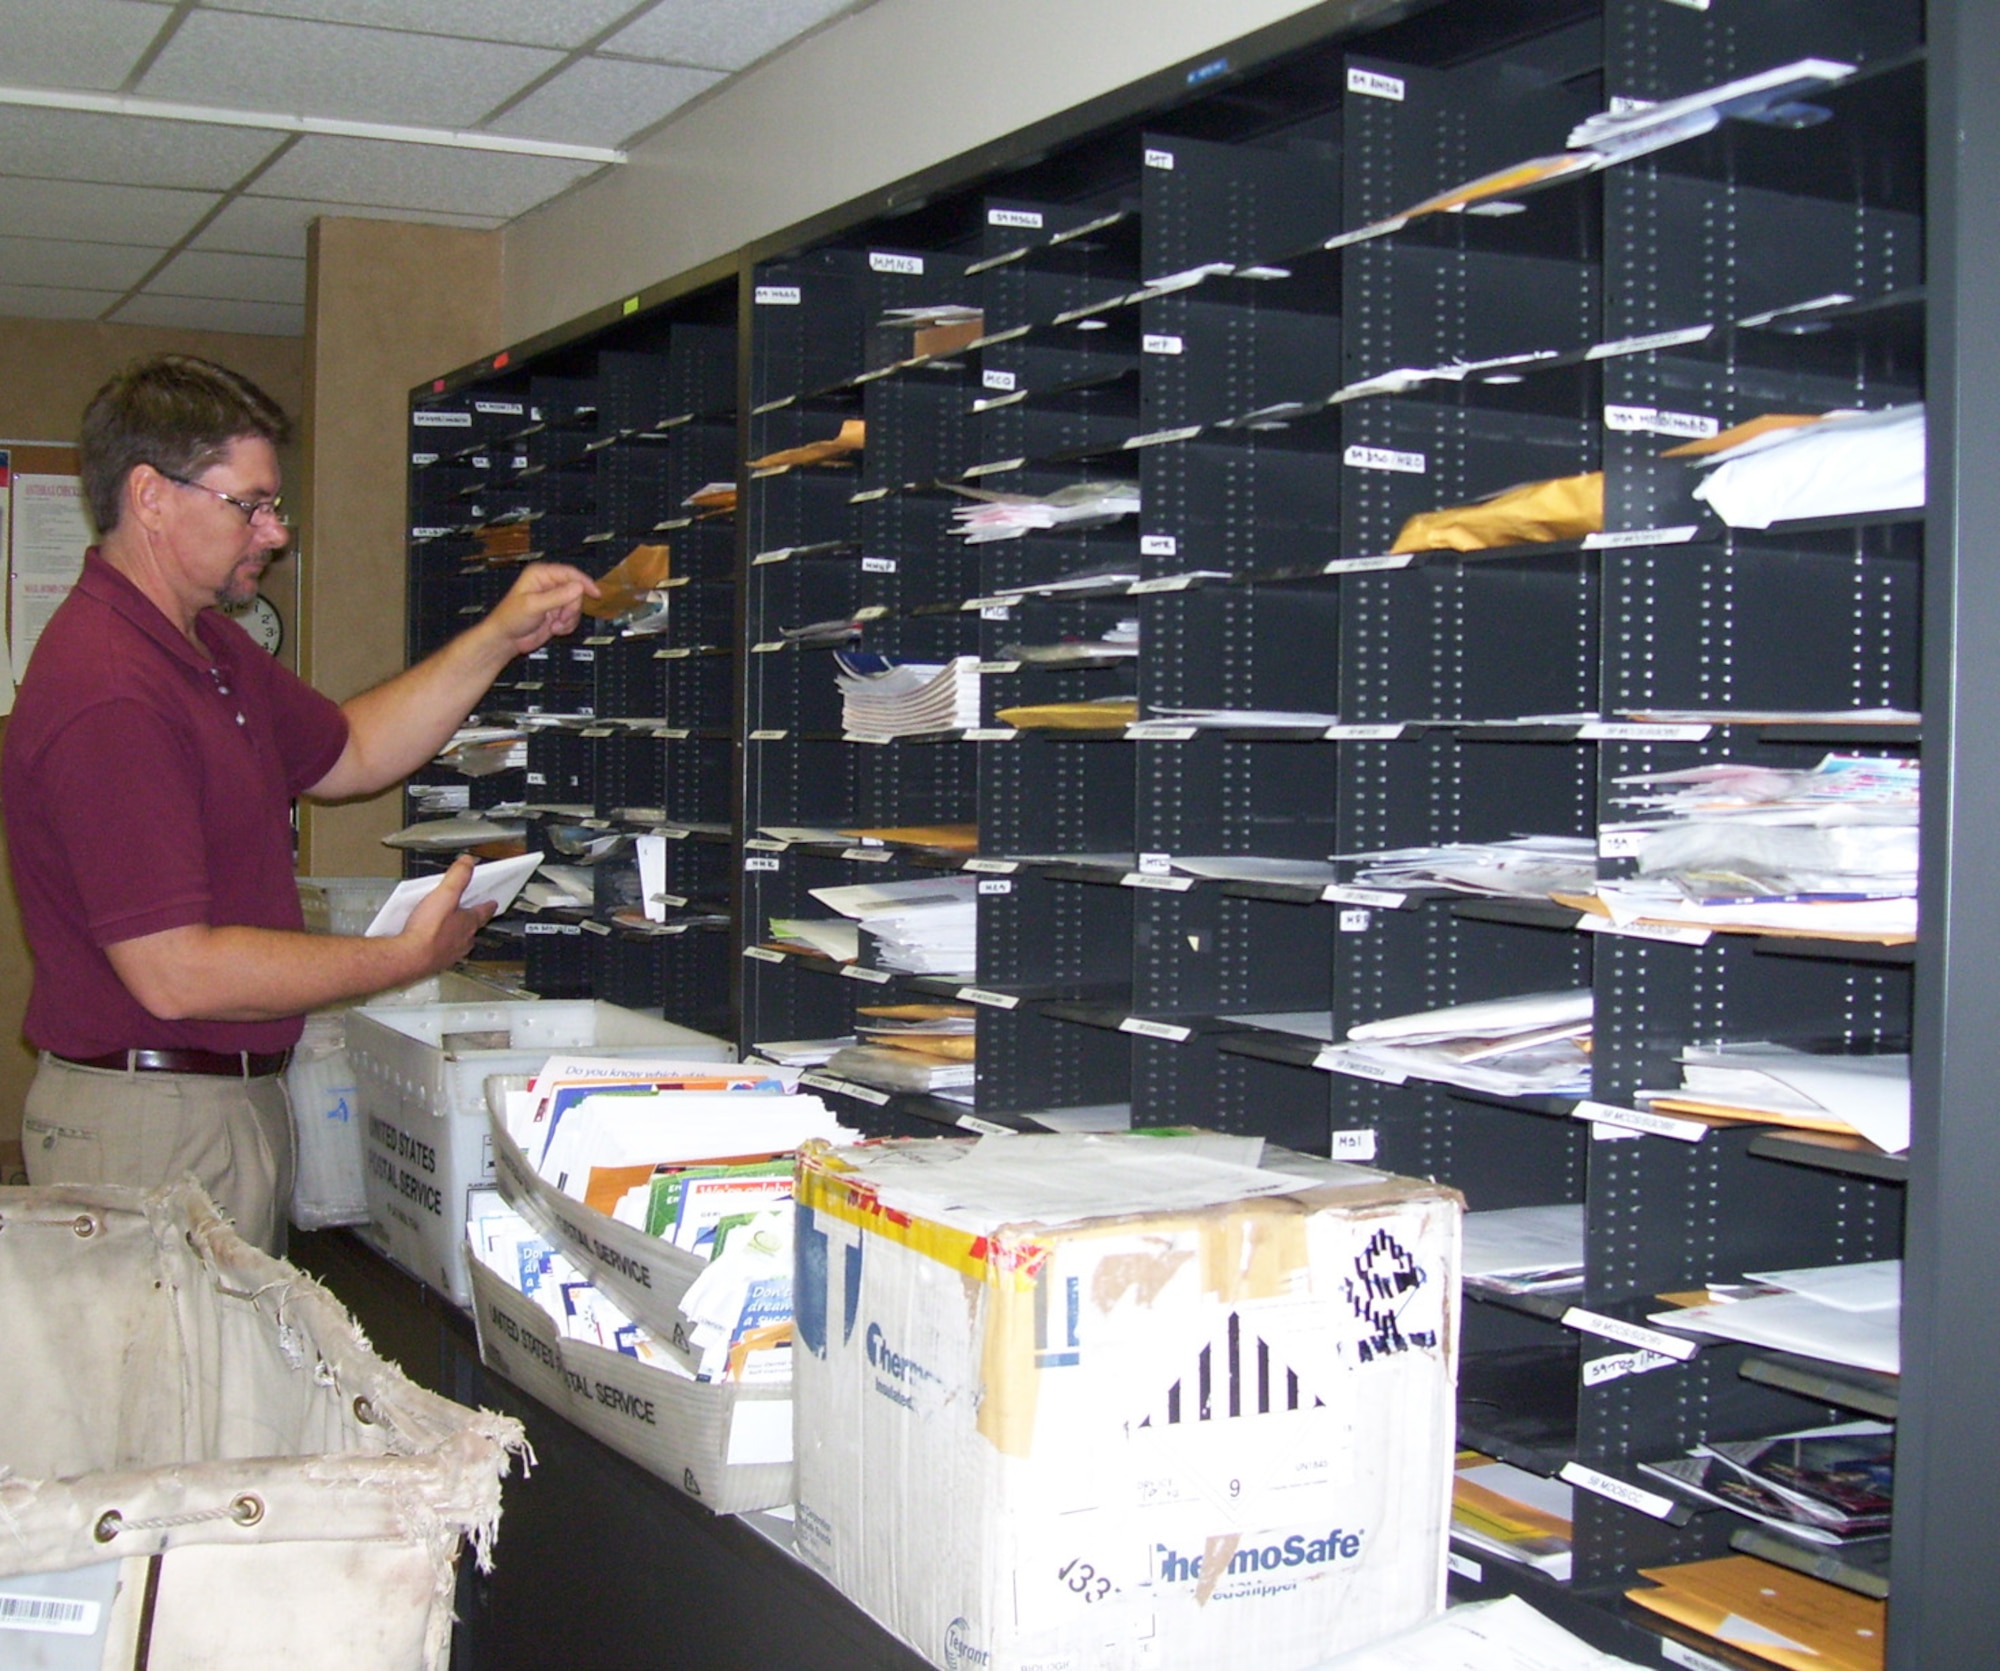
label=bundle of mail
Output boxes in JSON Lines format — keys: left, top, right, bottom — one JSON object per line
{"left": 1576, "top": 754, "right": 1918, "bottom": 939}
{"left": 943, "top": 478, "right": 1140, "bottom": 542}
{"left": 823, "top": 1002, "right": 977, "bottom": 1096}
{"left": 808, "top": 875, "right": 979, "bottom": 976}
{"left": 1322, "top": 989, "right": 1593, "bottom": 1098}
{"left": 834, "top": 651, "right": 981, "bottom": 737}
{"left": 1676, "top": 404, "right": 1925, "bottom": 529}
{"left": 435, "top": 724, "right": 528, "bottom": 776}
{"left": 1347, "top": 835, "right": 1598, "bottom": 899}
{"left": 501, "top": 1057, "right": 856, "bottom": 1381}
{"left": 1640, "top": 1420, "right": 1893, "bottom": 1546}
{"left": 1649, "top": 1258, "right": 1900, "bottom": 1377}
{"left": 1000, "top": 616, "right": 1140, "bottom": 666}
{"left": 1638, "top": 1042, "right": 1909, "bottom": 1154}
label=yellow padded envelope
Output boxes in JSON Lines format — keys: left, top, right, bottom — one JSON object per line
{"left": 1628, "top": 1555, "right": 1884, "bottom": 1671}
{"left": 1390, "top": 471, "right": 1603, "bottom": 553}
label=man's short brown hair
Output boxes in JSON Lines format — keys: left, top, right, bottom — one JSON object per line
{"left": 79, "top": 355, "right": 292, "bottom": 536}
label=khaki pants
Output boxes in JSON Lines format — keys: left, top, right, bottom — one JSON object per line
{"left": 22, "top": 1054, "right": 295, "bottom": 1256}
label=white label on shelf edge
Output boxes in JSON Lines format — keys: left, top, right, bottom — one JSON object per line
{"left": 744, "top": 856, "right": 782, "bottom": 873}
{"left": 976, "top": 660, "right": 1022, "bottom": 675}
{"left": 1324, "top": 722, "right": 1408, "bottom": 739}
{"left": 1578, "top": 721, "right": 1712, "bottom": 741}
{"left": 1586, "top": 322, "right": 1714, "bottom": 359}
{"left": 977, "top": 878, "right": 1013, "bottom": 895}
{"left": 1141, "top": 534, "right": 1179, "bottom": 556}
{"left": 1446, "top": 1551, "right": 1483, "bottom": 1583}
{"left": 1145, "top": 148, "right": 1176, "bottom": 169}
{"left": 958, "top": 986, "right": 1021, "bottom": 1009}
{"left": 869, "top": 251, "right": 924, "bottom": 274}
{"left": 803, "top": 1072, "right": 891, "bottom": 1105}
{"left": 963, "top": 858, "right": 1018, "bottom": 875}
{"left": 1329, "top": 1128, "right": 1379, "bottom": 1161}
{"left": 1583, "top": 525, "right": 1702, "bottom": 550}
{"left": 862, "top": 556, "right": 898, "bottom": 573}
{"left": 751, "top": 641, "right": 787, "bottom": 654}
{"left": 981, "top": 604, "right": 1015, "bottom": 621}
{"left": 1346, "top": 67, "right": 1406, "bottom": 101}
{"left": 754, "top": 285, "right": 802, "bottom": 305}
{"left": 1126, "top": 724, "right": 1198, "bottom": 741}
{"left": 1573, "top": 1100, "right": 1708, "bottom": 1143}
{"left": 1342, "top": 445, "right": 1427, "bottom": 475}
{"left": 1125, "top": 425, "right": 1204, "bottom": 450}
{"left": 1121, "top": 1016, "right": 1194, "bottom": 1042}
{"left": 1603, "top": 405, "right": 1720, "bottom": 440}
{"left": 1143, "top": 334, "right": 1185, "bottom": 355}
{"left": 749, "top": 729, "right": 788, "bottom": 741}
{"left": 1323, "top": 884, "right": 1408, "bottom": 909}
{"left": 744, "top": 945, "right": 787, "bottom": 963}
{"left": 964, "top": 457, "right": 1027, "bottom": 479}
{"left": 1583, "top": 1348, "right": 1678, "bottom": 1387}
{"left": 964, "top": 727, "right": 1020, "bottom": 742}
{"left": 413, "top": 410, "right": 473, "bottom": 428}
{"left": 957, "top": 1116, "right": 1017, "bottom": 1135}
{"left": 1338, "top": 910, "right": 1371, "bottom": 932}
{"left": 1138, "top": 852, "right": 1174, "bottom": 875}
{"left": 1129, "top": 574, "right": 1203, "bottom": 595}
{"left": 983, "top": 369, "right": 1018, "bottom": 391}
{"left": 752, "top": 547, "right": 794, "bottom": 566}
{"left": 842, "top": 847, "right": 893, "bottom": 863}
{"left": 1661, "top": 1641, "right": 1734, "bottom": 1671}
{"left": 1315, "top": 1048, "right": 1406, "bottom": 1084}
{"left": 1560, "top": 1307, "right": 1699, "bottom": 1361}
{"left": 988, "top": 207, "right": 1044, "bottom": 228}
{"left": 1559, "top": 1463, "right": 1680, "bottom": 1522}
{"left": 1580, "top": 917, "right": 1712, "bottom": 946}
{"left": 841, "top": 965, "right": 894, "bottom": 984}
{"left": 855, "top": 605, "right": 891, "bottom": 621}
{"left": 1598, "top": 824, "right": 1653, "bottom": 857}
{"left": 1121, "top": 872, "right": 1195, "bottom": 891}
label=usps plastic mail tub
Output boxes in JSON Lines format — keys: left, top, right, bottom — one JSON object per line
{"left": 290, "top": 971, "right": 535, "bottom": 1234}
{"left": 0, "top": 1180, "right": 522, "bottom": 1670}
{"left": 793, "top": 1135, "right": 1462, "bottom": 1671}
{"left": 347, "top": 999, "right": 731, "bottom": 1310}
{"left": 466, "top": 1214, "right": 793, "bottom": 1514}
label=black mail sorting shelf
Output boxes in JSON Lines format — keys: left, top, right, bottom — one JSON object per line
{"left": 407, "top": 0, "right": 2000, "bottom": 1663}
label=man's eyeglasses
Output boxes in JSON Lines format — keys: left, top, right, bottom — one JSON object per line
{"left": 156, "top": 469, "right": 290, "bottom": 529}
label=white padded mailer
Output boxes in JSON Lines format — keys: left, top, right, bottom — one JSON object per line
{"left": 0, "top": 1182, "right": 524, "bottom": 1671}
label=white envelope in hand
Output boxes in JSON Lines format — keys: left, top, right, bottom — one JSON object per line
{"left": 363, "top": 852, "right": 544, "bottom": 937}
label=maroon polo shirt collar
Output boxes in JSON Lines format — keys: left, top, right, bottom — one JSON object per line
{"left": 76, "top": 548, "right": 235, "bottom": 673}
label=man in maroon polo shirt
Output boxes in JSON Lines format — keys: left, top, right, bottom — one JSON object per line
{"left": 2, "top": 355, "right": 596, "bottom": 1254}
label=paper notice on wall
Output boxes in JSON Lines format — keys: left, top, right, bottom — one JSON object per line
{"left": 10, "top": 474, "right": 91, "bottom": 679}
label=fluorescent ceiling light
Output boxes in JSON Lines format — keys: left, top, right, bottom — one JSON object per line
{"left": 0, "top": 86, "right": 625, "bottom": 166}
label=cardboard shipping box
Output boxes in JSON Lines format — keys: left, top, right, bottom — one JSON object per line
{"left": 793, "top": 1135, "right": 1462, "bottom": 1671}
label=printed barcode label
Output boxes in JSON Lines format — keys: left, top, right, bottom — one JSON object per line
{"left": 1342, "top": 445, "right": 1427, "bottom": 474}
{"left": 1346, "top": 67, "right": 1406, "bottom": 100}
{"left": 1572, "top": 1100, "right": 1708, "bottom": 1143}
{"left": 0, "top": 1592, "right": 99, "bottom": 1636}
{"left": 1121, "top": 1017, "right": 1194, "bottom": 1042}
{"left": 869, "top": 251, "right": 925, "bottom": 274}
{"left": 958, "top": 987, "right": 1021, "bottom": 1009}
{"left": 1141, "top": 534, "right": 1179, "bottom": 556}
{"left": 1559, "top": 1463, "right": 1680, "bottom": 1522}
{"left": 988, "top": 207, "right": 1044, "bottom": 228}
{"left": 1143, "top": 334, "right": 1185, "bottom": 355}
{"left": 1322, "top": 884, "right": 1407, "bottom": 909}
{"left": 755, "top": 285, "right": 802, "bottom": 305}
{"left": 1582, "top": 525, "right": 1701, "bottom": 550}
{"left": 1145, "top": 148, "right": 1176, "bottom": 169}
{"left": 1560, "top": 1307, "right": 1699, "bottom": 1361}
{"left": 983, "top": 369, "right": 1018, "bottom": 391}
{"left": 1330, "top": 1128, "right": 1378, "bottom": 1161}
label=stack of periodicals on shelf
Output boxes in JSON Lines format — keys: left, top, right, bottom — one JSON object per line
{"left": 835, "top": 652, "right": 982, "bottom": 738}
{"left": 1320, "top": 991, "right": 1593, "bottom": 1098}
{"left": 1641, "top": 1421, "right": 1893, "bottom": 1547}
{"left": 1650, "top": 1259, "right": 1901, "bottom": 1375}
{"left": 806, "top": 877, "right": 979, "bottom": 976}
{"left": 1638, "top": 1043, "right": 1909, "bottom": 1154}
{"left": 1347, "top": 836, "right": 1597, "bottom": 899}
{"left": 1565, "top": 755, "right": 1918, "bottom": 941}
{"left": 1451, "top": 1451, "right": 1575, "bottom": 1580}
{"left": 1461, "top": 1203, "right": 1585, "bottom": 1297}
{"left": 944, "top": 479, "right": 1139, "bottom": 542}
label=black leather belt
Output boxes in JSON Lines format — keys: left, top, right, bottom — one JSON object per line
{"left": 54, "top": 1048, "right": 292, "bottom": 1078}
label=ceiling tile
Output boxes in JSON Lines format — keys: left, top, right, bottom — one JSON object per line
{"left": 0, "top": 107, "right": 284, "bottom": 191}
{"left": 0, "top": 177, "right": 219, "bottom": 246}
{"left": 0, "top": 0, "right": 173, "bottom": 92}
{"left": 192, "top": 195, "right": 503, "bottom": 258}
{"left": 488, "top": 58, "right": 722, "bottom": 148}
{"left": 197, "top": 0, "right": 641, "bottom": 51}
{"left": 148, "top": 249, "right": 307, "bottom": 305}
{"left": 0, "top": 234, "right": 164, "bottom": 290}
{"left": 136, "top": 10, "right": 563, "bottom": 129}
{"left": 601, "top": 0, "right": 854, "bottom": 72}
{"left": 247, "top": 134, "right": 595, "bottom": 218}
{"left": 0, "top": 282, "right": 125, "bottom": 321}
{"left": 111, "top": 293, "right": 306, "bottom": 337}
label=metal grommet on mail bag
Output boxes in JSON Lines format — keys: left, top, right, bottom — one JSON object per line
{"left": 93, "top": 1510, "right": 123, "bottom": 1543}
{"left": 352, "top": 1395, "right": 377, "bottom": 1426}
{"left": 230, "top": 1494, "right": 265, "bottom": 1527}
{"left": 72, "top": 1214, "right": 98, "bottom": 1238}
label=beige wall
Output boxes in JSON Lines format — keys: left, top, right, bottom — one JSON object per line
{"left": 295, "top": 217, "right": 502, "bottom": 877}
{"left": 500, "top": 0, "right": 1371, "bottom": 343}
{"left": 0, "top": 318, "right": 305, "bottom": 1141}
